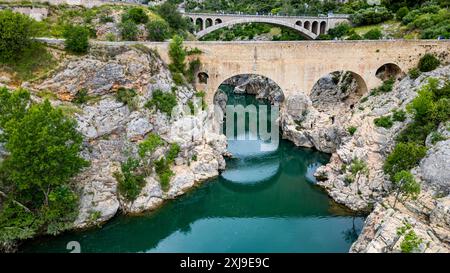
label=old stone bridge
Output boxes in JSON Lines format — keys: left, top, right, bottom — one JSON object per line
{"left": 184, "top": 12, "right": 350, "bottom": 40}
{"left": 39, "top": 39, "right": 450, "bottom": 105}
{"left": 146, "top": 40, "right": 450, "bottom": 104}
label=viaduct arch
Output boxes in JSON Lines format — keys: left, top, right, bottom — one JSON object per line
{"left": 185, "top": 13, "right": 350, "bottom": 40}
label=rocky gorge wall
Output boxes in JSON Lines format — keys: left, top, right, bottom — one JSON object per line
{"left": 21, "top": 44, "right": 227, "bottom": 229}
{"left": 227, "top": 67, "right": 450, "bottom": 252}
{"left": 279, "top": 67, "right": 450, "bottom": 252}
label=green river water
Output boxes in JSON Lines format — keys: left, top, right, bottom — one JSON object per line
{"left": 23, "top": 85, "right": 364, "bottom": 253}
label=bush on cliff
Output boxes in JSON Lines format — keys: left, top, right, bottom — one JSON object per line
{"left": 122, "top": 7, "right": 149, "bottom": 24}
{"left": 114, "top": 158, "right": 146, "bottom": 202}
{"left": 383, "top": 142, "right": 427, "bottom": 178}
{"left": 418, "top": 54, "right": 440, "bottom": 72}
{"left": 0, "top": 10, "right": 35, "bottom": 63}
{"left": 63, "top": 25, "right": 90, "bottom": 54}
{"left": 374, "top": 116, "right": 393, "bottom": 129}
{"left": 120, "top": 20, "right": 139, "bottom": 41}
{"left": 147, "top": 20, "right": 170, "bottom": 41}
{"left": 145, "top": 89, "right": 178, "bottom": 117}
{"left": 0, "top": 88, "right": 88, "bottom": 248}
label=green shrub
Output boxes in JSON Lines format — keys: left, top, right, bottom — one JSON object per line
{"left": 379, "top": 78, "right": 395, "bottom": 93}
{"left": 115, "top": 87, "right": 137, "bottom": 111}
{"left": 114, "top": 158, "right": 145, "bottom": 202}
{"left": 167, "top": 143, "right": 181, "bottom": 163}
{"left": 397, "top": 222, "right": 423, "bottom": 253}
{"left": 327, "top": 22, "right": 352, "bottom": 38}
{"left": 73, "top": 89, "right": 89, "bottom": 104}
{"left": 346, "top": 33, "right": 363, "bottom": 40}
{"left": 154, "top": 158, "right": 174, "bottom": 191}
{"left": 396, "top": 7, "right": 409, "bottom": 20}
{"left": 430, "top": 131, "right": 446, "bottom": 144}
{"left": 418, "top": 54, "right": 440, "bottom": 72}
{"left": 63, "top": 25, "right": 90, "bottom": 54}
{"left": 393, "top": 170, "right": 421, "bottom": 200}
{"left": 408, "top": 68, "right": 421, "bottom": 79}
{"left": 349, "top": 158, "right": 369, "bottom": 176}
{"left": 350, "top": 7, "right": 393, "bottom": 26}
{"left": 383, "top": 143, "right": 427, "bottom": 178}
{"left": 348, "top": 126, "right": 357, "bottom": 136}
{"left": 145, "top": 89, "right": 178, "bottom": 116}
{"left": 119, "top": 20, "right": 138, "bottom": 41}
{"left": 187, "top": 58, "right": 201, "bottom": 83}
{"left": 374, "top": 116, "right": 393, "bottom": 128}
{"left": 147, "top": 20, "right": 170, "bottom": 41}
{"left": 122, "top": 7, "right": 148, "bottom": 24}
{"left": 363, "top": 28, "right": 382, "bottom": 40}
{"left": 99, "top": 14, "right": 114, "bottom": 23}
{"left": 392, "top": 109, "right": 407, "bottom": 122}
{"left": 396, "top": 120, "right": 436, "bottom": 144}
{"left": 168, "top": 35, "right": 186, "bottom": 75}
{"left": 156, "top": 2, "right": 191, "bottom": 32}
{"left": 138, "top": 133, "right": 163, "bottom": 158}
{"left": 0, "top": 10, "right": 35, "bottom": 63}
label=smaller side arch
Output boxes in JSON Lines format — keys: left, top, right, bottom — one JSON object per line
{"left": 195, "top": 18, "right": 204, "bottom": 31}
{"left": 375, "top": 63, "right": 404, "bottom": 81}
{"left": 320, "top": 21, "right": 326, "bottom": 34}
{"left": 215, "top": 18, "right": 222, "bottom": 25}
{"left": 206, "top": 18, "right": 213, "bottom": 28}
{"left": 198, "top": 72, "right": 209, "bottom": 84}
{"left": 312, "top": 21, "right": 319, "bottom": 34}
{"left": 296, "top": 21, "right": 302, "bottom": 27}
{"left": 304, "top": 21, "right": 311, "bottom": 31}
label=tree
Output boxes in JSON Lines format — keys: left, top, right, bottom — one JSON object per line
{"left": 383, "top": 142, "right": 427, "bottom": 178}
{"left": 147, "top": 20, "right": 170, "bottom": 41}
{"left": 363, "top": 28, "right": 382, "bottom": 40}
{"left": 350, "top": 7, "right": 393, "bottom": 26}
{"left": 1, "top": 99, "right": 88, "bottom": 206}
{"left": 0, "top": 10, "right": 35, "bottom": 63}
{"left": 63, "top": 25, "right": 90, "bottom": 54}
{"left": 0, "top": 88, "right": 88, "bottom": 248}
{"left": 396, "top": 7, "right": 409, "bottom": 20}
{"left": 122, "top": 7, "right": 149, "bottom": 24}
{"left": 157, "top": 2, "right": 190, "bottom": 31}
{"left": 392, "top": 170, "right": 420, "bottom": 208}
{"left": 168, "top": 35, "right": 186, "bottom": 75}
{"left": 120, "top": 20, "right": 139, "bottom": 41}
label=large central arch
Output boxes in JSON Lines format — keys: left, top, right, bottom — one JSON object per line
{"left": 195, "top": 18, "right": 318, "bottom": 40}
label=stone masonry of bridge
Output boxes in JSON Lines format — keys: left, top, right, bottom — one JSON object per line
{"left": 141, "top": 40, "right": 449, "bottom": 105}
{"left": 185, "top": 13, "right": 350, "bottom": 40}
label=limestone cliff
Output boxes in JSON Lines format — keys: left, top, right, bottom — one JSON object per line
{"left": 279, "top": 66, "right": 450, "bottom": 253}
{"left": 28, "top": 44, "right": 227, "bottom": 229}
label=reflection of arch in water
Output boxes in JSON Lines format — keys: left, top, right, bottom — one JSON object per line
{"left": 218, "top": 161, "right": 282, "bottom": 193}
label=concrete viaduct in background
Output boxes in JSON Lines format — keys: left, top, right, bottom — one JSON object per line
{"left": 184, "top": 12, "right": 350, "bottom": 39}
{"left": 146, "top": 40, "right": 450, "bottom": 105}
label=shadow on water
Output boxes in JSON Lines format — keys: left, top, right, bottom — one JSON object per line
{"left": 22, "top": 84, "right": 365, "bottom": 253}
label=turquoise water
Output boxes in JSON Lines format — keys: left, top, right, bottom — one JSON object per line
{"left": 22, "top": 86, "right": 363, "bottom": 253}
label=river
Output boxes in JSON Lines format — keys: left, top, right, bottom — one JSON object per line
{"left": 22, "top": 85, "right": 364, "bottom": 253}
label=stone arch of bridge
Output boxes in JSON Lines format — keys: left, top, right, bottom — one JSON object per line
{"left": 195, "top": 18, "right": 319, "bottom": 39}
